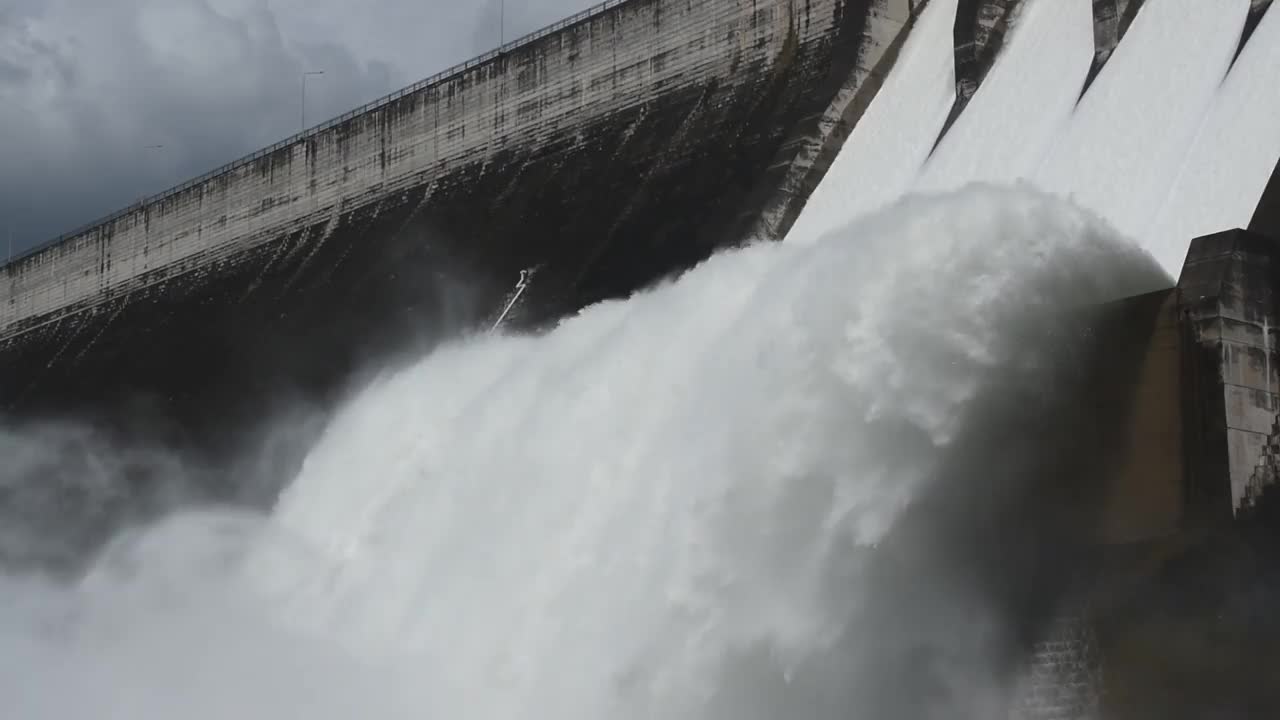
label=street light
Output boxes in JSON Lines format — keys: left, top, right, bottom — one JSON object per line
{"left": 301, "top": 71, "right": 325, "bottom": 131}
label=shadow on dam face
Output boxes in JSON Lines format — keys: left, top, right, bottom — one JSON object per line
{"left": 1, "top": 216, "right": 497, "bottom": 455}
{"left": 0, "top": 206, "right": 530, "bottom": 574}
{"left": 0, "top": 221, "right": 497, "bottom": 571}
{"left": 0, "top": 39, "right": 829, "bottom": 460}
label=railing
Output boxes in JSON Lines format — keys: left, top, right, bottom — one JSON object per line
{"left": 7, "top": 0, "right": 629, "bottom": 267}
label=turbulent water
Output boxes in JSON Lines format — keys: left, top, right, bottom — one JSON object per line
{"left": 0, "top": 186, "right": 1167, "bottom": 719}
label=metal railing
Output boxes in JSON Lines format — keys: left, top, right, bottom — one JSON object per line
{"left": 7, "top": 0, "right": 628, "bottom": 266}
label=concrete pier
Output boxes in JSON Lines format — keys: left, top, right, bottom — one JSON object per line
{"left": 1008, "top": 228, "right": 1280, "bottom": 720}
{"left": 1177, "top": 229, "right": 1280, "bottom": 518}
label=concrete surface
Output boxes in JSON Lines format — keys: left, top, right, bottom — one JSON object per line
{"left": 1178, "top": 228, "right": 1280, "bottom": 517}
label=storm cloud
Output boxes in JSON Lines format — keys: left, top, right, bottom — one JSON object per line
{"left": 0, "top": 0, "right": 592, "bottom": 255}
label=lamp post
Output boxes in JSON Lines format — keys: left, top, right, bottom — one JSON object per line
{"left": 301, "top": 70, "right": 325, "bottom": 131}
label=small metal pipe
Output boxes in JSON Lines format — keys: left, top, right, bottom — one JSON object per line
{"left": 490, "top": 268, "right": 532, "bottom": 333}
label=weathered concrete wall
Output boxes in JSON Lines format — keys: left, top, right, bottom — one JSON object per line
{"left": 753, "top": 0, "right": 917, "bottom": 239}
{"left": 1241, "top": 411, "right": 1280, "bottom": 514}
{"left": 1093, "top": 227, "right": 1280, "bottom": 542}
{"left": 1010, "top": 612, "right": 1104, "bottom": 720}
{"left": 0, "top": 0, "right": 897, "bottom": 442}
{"left": 1, "top": 0, "right": 826, "bottom": 337}
{"left": 1178, "top": 229, "right": 1280, "bottom": 518}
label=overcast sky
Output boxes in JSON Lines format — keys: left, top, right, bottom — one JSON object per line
{"left": 0, "top": 0, "right": 593, "bottom": 255}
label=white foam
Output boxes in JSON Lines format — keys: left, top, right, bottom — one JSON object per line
{"left": 0, "top": 186, "right": 1166, "bottom": 720}
{"left": 259, "top": 186, "right": 1162, "bottom": 720}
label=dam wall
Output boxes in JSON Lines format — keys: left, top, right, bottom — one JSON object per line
{"left": 0, "top": 0, "right": 921, "bottom": 441}
{"left": 0, "top": 0, "right": 836, "bottom": 334}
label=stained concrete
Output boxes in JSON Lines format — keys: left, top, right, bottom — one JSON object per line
{"left": 1178, "top": 229, "right": 1280, "bottom": 518}
{"left": 753, "top": 0, "right": 918, "bottom": 240}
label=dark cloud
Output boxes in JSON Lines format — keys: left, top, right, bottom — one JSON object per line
{"left": 0, "top": 0, "right": 594, "bottom": 256}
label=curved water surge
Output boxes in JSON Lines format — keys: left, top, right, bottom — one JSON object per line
{"left": 0, "top": 186, "right": 1166, "bottom": 719}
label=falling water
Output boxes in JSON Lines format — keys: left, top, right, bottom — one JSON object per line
{"left": 0, "top": 185, "right": 1166, "bottom": 719}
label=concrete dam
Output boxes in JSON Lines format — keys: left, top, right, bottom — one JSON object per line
{"left": 4, "top": 0, "right": 1280, "bottom": 718}
{"left": 4, "top": 0, "right": 1274, "bottom": 444}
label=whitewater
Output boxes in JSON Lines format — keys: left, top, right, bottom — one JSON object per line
{"left": 0, "top": 186, "right": 1166, "bottom": 719}
{"left": 3, "top": 0, "right": 1279, "bottom": 716}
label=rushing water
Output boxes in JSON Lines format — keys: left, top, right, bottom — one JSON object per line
{"left": 0, "top": 186, "right": 1167, "bottom": 719}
